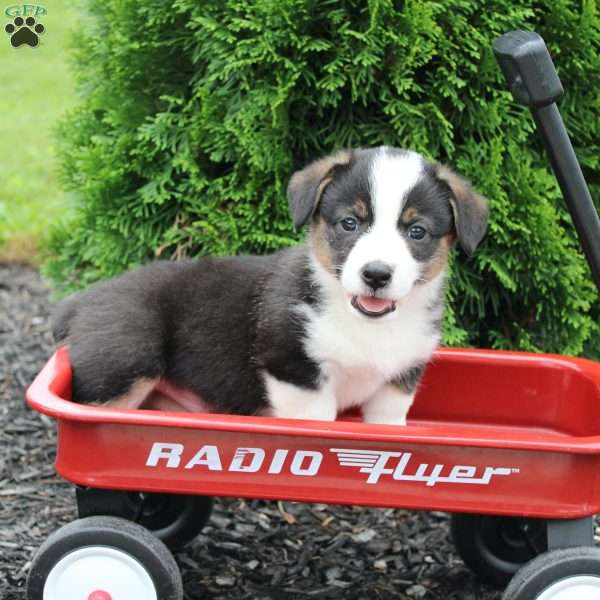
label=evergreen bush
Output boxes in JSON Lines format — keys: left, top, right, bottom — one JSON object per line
{"left": 46, "top": 0, "right": 600, "bottom": 356}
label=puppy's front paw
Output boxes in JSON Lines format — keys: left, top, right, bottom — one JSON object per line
{"left": 264, "top": 373, "right": 337, "bottom": 421}
{"left": 362, "top": 384, "right": 414, "bottom": 426}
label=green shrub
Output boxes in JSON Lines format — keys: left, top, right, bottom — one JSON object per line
{"left": 46, "top": 0, "right": 600, "bottom": 356}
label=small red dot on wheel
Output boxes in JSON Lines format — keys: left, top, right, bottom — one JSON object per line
{"left": 88, "top": 591, "right": 113, "bottom": 600}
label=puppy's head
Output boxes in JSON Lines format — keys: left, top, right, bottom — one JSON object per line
{"left": 288, "top": 146, "right": 488, "bottom": 319}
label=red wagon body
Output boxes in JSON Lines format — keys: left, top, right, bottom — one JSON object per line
{"left": 26, "top": 346, "right": 600, "bottom": 520}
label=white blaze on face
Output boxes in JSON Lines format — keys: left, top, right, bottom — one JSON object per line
{"left": 341, "top": 149, "right": 424, "bottom": 302}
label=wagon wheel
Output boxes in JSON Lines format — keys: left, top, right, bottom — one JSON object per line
{"left": 451, "top": 513, "right": 548, "bottom": 587}
{"left": 502, "top": 546, "right": 600, "bottom": 599}
{"left": 26, "top": 516, "right": 183, "bottom": 600}
{"left": 76, "top": 487, "right": 213, "bottom": 549}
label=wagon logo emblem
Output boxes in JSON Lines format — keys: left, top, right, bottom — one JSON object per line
{"left": 330, "top": 448, "right": 519, "bottom": 486}
{"left": 145, "top": 442, "right": 520, "bottom": 488}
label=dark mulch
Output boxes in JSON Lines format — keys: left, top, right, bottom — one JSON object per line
{"left": 0, "top": 264, "right": 592, "bottom": 600}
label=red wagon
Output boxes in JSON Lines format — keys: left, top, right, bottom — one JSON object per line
{"left": 24, "top": 31, "right": 600, "bottom": 600}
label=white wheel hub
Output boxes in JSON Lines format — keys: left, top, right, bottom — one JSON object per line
{"left": 537, "top": 575, "right": 600, "bottom": 600}
{"left": 43, "top": 545, "right": 157, "bottom": 600}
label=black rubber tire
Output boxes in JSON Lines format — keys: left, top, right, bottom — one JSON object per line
{"left": 451, "top": 513, "right": 548, "bottom": 587}
{"left": 26, "top": 515, "right": 183, "bottom": 600}
{"left": 77, "top": 487, "right": 213, "bottom": 549}
{"left": 502, "top": 546, "right": 600, "bottom": 599}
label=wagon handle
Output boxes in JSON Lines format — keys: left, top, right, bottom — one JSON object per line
{"left": 493, "top": 30, "right": 600, "bottom": 292}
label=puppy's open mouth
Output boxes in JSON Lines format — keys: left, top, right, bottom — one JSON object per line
{"left": 351, "top": 295, "right": 396, "bottom": 318}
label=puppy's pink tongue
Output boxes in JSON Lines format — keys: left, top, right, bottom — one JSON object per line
{"left": 356, "top": 296, "right": 394, "bottom": 313}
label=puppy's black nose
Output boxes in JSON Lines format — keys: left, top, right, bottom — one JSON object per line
{"left": 361, "top": 261, "right": 392, "bottom": 290}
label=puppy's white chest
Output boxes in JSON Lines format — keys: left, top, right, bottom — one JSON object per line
{"left": 302, "top": 297, "right": 437, "bottom": 384}
{"left": 326, "top": 363, "right": 384, "bottom": 411}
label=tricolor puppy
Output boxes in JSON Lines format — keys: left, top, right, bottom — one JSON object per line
{"left": 53, "top": 146, "right": 488, "bottom": 425}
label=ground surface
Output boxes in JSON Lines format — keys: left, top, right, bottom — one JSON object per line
{"left": 2, "top": 265, "right": 596, "bottom": 600}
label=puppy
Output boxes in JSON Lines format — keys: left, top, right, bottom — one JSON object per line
{"left": 53, "top": 146, "right": 488, "bottom": 424}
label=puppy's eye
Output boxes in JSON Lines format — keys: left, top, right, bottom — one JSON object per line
{"left": 340, "top": 217, "right": 359, "bottom": 232}
{"left": 408, "top": 225, "right": 426, "bottom": 240}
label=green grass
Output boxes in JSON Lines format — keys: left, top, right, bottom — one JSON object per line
{"left": 0, "top": 1, "right": 78, "bottom": 263}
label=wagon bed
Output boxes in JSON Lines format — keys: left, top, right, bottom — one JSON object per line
{"left": 27, "top": 346, "right": 600, "bottom": 520}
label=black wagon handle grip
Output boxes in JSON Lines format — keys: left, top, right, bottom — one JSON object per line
{"left": 492, "top": 30, "right": 564, "bottom": 107}
{"left": 493, "top": 30, "right": 600, "bottom": 292}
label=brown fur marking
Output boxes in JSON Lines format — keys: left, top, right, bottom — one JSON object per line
{"left": 353, "top": 197, "right": 369, "bottom": 220}
{"left": 95, "top": 377, "right": 158, "bottom": 408}
{"left": 401, "top": 206, "right": 419, "bottom": 224}
{"left": 422, "top": 234, "right": 454, "bottom": 282}
{"left": 310, "top": 218, "right": 336, "bottom": 275}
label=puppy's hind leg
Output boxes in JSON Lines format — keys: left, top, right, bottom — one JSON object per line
{"left": 68, "top": 306, "right": 167, "bottom": 407}
{"left": 103, "top": 378, "right": 159, "bottom": 409}
{"left": 70, "top": 340, "right": 166, "bottom": 407}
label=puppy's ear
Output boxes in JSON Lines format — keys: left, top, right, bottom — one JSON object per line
{"left": 436, "top": 165, "right": 489, "bottom": 255}
{"left": 287, "top": 150, "right": 352, "bottom": 229}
